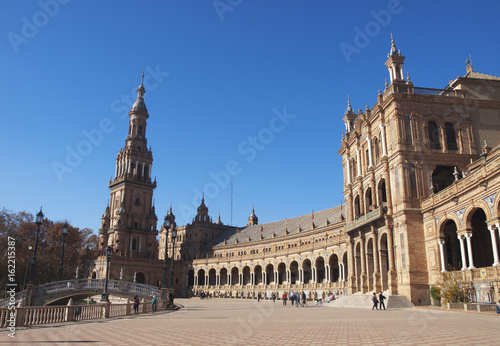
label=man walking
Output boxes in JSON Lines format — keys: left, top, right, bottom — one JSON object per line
{"left": 372, "top": 292, "right": 379, "bottom": 310}
{"left": 379, "top": 291, "right": 386, "bottom": 310}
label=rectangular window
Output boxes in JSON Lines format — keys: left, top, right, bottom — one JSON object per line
{"left": 404, "top": 116, "right": 412, "bottom": 145}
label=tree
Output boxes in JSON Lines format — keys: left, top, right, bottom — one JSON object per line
{"left": 436, "top": 266, "right": 469, "bottom": 304}
{"left": 0, "top": 207, "right": 98, "bottom": 297}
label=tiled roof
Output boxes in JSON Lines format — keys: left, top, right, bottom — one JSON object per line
{"left": 463, "top": 71, "right": 500, "bottom": 81}
{"left": 207, "top": 205, "right": 344, "bottom": 247}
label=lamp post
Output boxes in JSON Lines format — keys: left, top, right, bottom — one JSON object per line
{"left": 29, "top": 207, "right": 44, "bottom": 285}
{"left": 23, "top": 245, "right": 33, "bottom": 290}
{"left": 162, "top": 218, "right": 171, "bottom": 288}
{"left": 100, "top": 246, "right": 113, "bottom": 302}
{"left": 58, "top": 221, "right": 69, "bottom": 281}
{"left": 170, "top": 225, "right": 177, "bottom": 289}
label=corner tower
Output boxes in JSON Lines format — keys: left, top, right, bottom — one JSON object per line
{"left": 99, "top": 73, "right": 158, "bottom": 259}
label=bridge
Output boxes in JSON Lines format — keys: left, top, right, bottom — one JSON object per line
{"left": 1, "top": 279, "right": 164, "bottom": 307}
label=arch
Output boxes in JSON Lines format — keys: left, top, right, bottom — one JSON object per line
{"left": 354, "top": 195, "right": 361, "bottom": 218}
{"left": 302, "top": 259, "right": 312, "bottom": 284}
{"left": 290, "top": 261, "right": 299, "bottom": 284}
{"left": 365, "top": 187, "right": 373, "bottom": 212}
{"left": 366, "top": 238, "right": 374, "bottom": 290}
{"left": 469, "top": 208, "right": 494, "bottom": 268}
{"left": 379, "top": 233, "right": 389, "bottom": 291}
{"left": 440, "top": 219, "right": 462, "bottom": 270}
{"left": 220, "top": 267, "right": 228, "bottom": 286}
{"left": 242, "top": 266, "right": 251, "bottom": 285}
{"left": 464, "top": 202, "right": 492, "bottom": 228}
{"left": 230, "top": 267, "right": 239, "bottom": 285}
{"left": 208, "top": 268, "right": 216, "bottom": 286}
{"left": 265, "top": 264, "right": 274, "bottom": 285}
{"left": 377, "top": 178, "right": 387, "bottom": 207}
{"left": 277, "top": 262, "right": 286, "bottom": 284}
{"left": 374, "top": 137, "right": 380, "bottom": 165}
{"left": 135, "top": 272, "right": 145, "bottom": 284}
{"left": 328, "top": 254, "right": 339, "bottom": 282}
{"left": 91, "top": 271, "right": 97, "bottom": 279}
{"left": 254, "top": 265, "right": 262, "bottom": 285}
{"left": 197, "top": 269, "right": 205, "bottom": 286}
{"left": 187, "top": 269, "right": 194, "bottom": 286}
{"left": 428, "top": 121, "right": 440, "bottom": 149}
{"left": 342, "top": 251, "right": 348, "bottom": 283}
{"left": 315, "top": 256, "right": 325, "bottom": 283}
{"left": 355, "top": 241, "right": 361, "bottom": 292}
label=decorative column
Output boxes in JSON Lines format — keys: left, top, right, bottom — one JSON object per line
{"left": 367, "top": 135, "right": 374, "bottom": 168}
{"left": 346, "top": 158, "right": 352, "bottom": 185}
{"left": 356, "top": 148, "right": 362, "bottom": 177}
{"left": 465, "top": 232, "right": 475, "bottom": 269}
{"left": 194, "top": 274, "right": 198, "bottom": 286}
{"left": 262, "top": 272, "right": 266, "bottom": 286}
{"left": 286, "top": 270, "right": 291, "bottom": 284}
{"left": 380, "top": 123, "right": 388, "bottom": 157}
{"left": 325, "top": 265, "right": 330, "bottom": 283}
{"left": 457, "top": 235, "right": 468, "bottom": 270}
{"left": 438, "top": 240, "right": 446, "bottom": 272}
{"left": 489, "top": 225, "right": 500, "bottom": 266}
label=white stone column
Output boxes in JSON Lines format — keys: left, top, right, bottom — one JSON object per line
{"left": 465, "top": 234, "right": 475, "bottom": 269}
{"left": 127, "top": 159, "right": 131, "bottom": 174}
{"left": 299, "top": 269, "right": 303, "bottom": 284}
{"left": 457, "top": 235, "right": 468, "bottom": 270}
{"left": 216, "top": 274, "right": 220, "bottom": 286}
{"left": 367, "top": 135, "right": 373, "bottom": 168}
{"left": 205, "top": 275, "right": 209, "bottom": 286}
{"left": 135, "top": 160, "right": 139, "bottom": 175}
{"left": 228, "top": 273, "right": 231, "bottom": 286}
{"left": 194, "top": 274, "right": 198, "bottom": 286}
{"left": 340, "top": 263, "right": 345, "bottom": 282}
{"left": 380, "top": 123, "right": 388, "bottom": 157}
{"left": 345, "top": 158, "right": 351, "bottom": 185}
{"left": 489, "top": 225, "right": 500, "bottom": 266}
{"left": 115, "top": 161, "right": 118, "bottom": 178}
{"left": 438, "top": 240, "right": 446, "bottom": 272}
{"left": 325, "top": 265, "right": 330, "bottom": 283}
{"left": 262, "top": 272, "right": 266, "bottom": 285}
{"left": 274, "top": 271, "right": 278, "bottom": 285}
{"left": 251, "top": 273, "right": 255, "bottom": 286}
{"left": 286, "top": 270, "right": 290, "bottom": 284}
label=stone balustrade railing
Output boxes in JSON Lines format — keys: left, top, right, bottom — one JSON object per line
{"left": 1, "top": 298, "right": 163, "bottom": 328}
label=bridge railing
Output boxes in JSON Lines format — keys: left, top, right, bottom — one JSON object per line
{"left": 1, "top": 297, "right": 169, "bottom": 328}
{"left": 0, "top": 279, "right": 163, "bottom": 308}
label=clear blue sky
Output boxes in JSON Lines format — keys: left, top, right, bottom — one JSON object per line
{"left": 1, "top": 0, "right": 499, "bottom": 233}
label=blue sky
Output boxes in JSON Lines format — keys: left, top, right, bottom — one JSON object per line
{"left": 1, "top": 0, "right": 499, "bottom": 233}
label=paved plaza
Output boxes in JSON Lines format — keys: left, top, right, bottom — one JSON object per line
{"left": 2, "top": 298, "right": 500, "bottom": 345}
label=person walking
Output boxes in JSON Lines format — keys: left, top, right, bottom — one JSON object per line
{"left": 372, "top": 292, "right": 379, "bottom": 310}
{"left": 301, "top": 291, "right": 308, "bottom": 307}
{"left": 272, "top": 292, "right": 276, "bottom": 302}
{"left": 257, "top": 292, "right": 261, "bottom": 302}
{"left": 296, "top": 292, "right": 301, "bottom": 307}
{"left": 379, "top": 292, "right": 386, "bottom": 310}
{"left": 282, "top": 292, "right": 288, "bottom": 306}
{"left": 133, "top": 295, "right": 140, "bottom": 314}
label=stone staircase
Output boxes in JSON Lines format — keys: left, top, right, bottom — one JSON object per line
{"left": 326, "top": 292, "right": 414, "bottom": 309}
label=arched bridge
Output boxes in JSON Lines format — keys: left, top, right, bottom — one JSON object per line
{"left": 2, "top": 279, "right": 163, "bottom": 307}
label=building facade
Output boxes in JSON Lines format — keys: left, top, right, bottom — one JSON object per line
{"left": 93, "top": 37, "right": 500, "bottom": 305}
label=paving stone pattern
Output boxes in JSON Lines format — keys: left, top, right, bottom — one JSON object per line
{"left": 3, "top": 299, "right": 500, "bottom": 345}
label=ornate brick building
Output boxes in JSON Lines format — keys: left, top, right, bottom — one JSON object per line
{"left": 93, "top": 37, "right": 500, "bottom": 305}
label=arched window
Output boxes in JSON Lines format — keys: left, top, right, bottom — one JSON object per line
{"left": 409, "top": 164, "right": 417, "bottom": 198}
{"left": 132, "top": 238, "right": 137, "bottom": 250}
{"left": 445, "top": 122, "right": 458, "bottom": 151}
{"left": 374, "top": 138, "right": 380, "bottom": 164}
{"left": 138, "top": 125, "right": 143, "bottom": 136}
{"left": 428, "top": 121, "right": 440, "bottom": 149}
